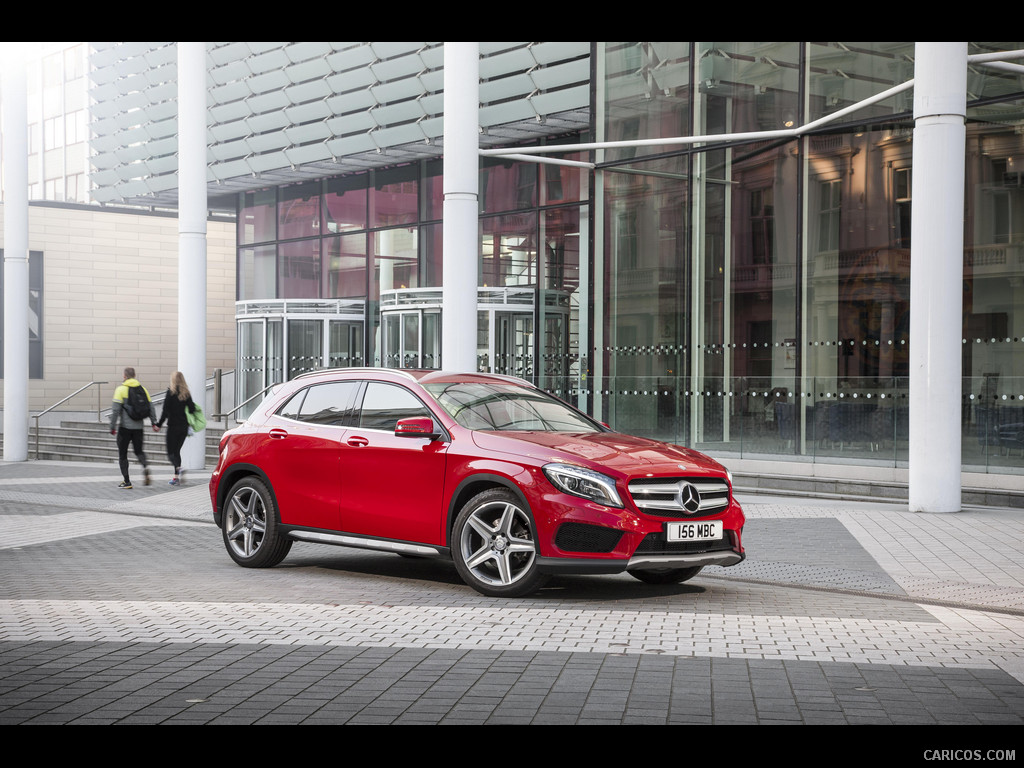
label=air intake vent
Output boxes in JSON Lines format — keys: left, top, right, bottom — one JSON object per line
{"left": 635, "top": 531, "right": 734, "bottom": 556}
{"left": 555, "top": 523, "right": 623, "bottom": 553}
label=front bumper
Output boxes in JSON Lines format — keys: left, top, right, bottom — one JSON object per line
{"left": 536, "top": 549, "right": 744, "bottom": 575}
{"left": 529, "top": 484, "right": 746, "bottom": 574}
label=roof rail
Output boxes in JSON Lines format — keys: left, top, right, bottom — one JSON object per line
{"left": 293, "top": 366, "right": 419, "bottom": 382}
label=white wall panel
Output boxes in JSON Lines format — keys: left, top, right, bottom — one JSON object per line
{"left": 88, "top": 41, "right": 590, "bottom": 207}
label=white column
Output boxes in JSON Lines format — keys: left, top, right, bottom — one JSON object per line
{"left": 177, "top": 42, "right": 207, "bottom": 469}
{"left": 3, "top": 53, "right": 29, "bottom": 461}
{"left": 442, "top": 42, "right": 479, "bottom": 372}
{"left": 909, "top": 42, "right": 967, "bottom": 513}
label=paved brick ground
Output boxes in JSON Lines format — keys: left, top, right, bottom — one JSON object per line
{"left": 1, "top": 459, "right": 1023, "bottom": 734}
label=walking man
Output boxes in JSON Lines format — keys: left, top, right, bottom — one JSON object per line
{"left": 110, "top": 367, "right": 158, "bottom": 489}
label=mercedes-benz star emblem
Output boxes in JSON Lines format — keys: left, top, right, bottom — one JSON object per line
{"left": 677, "top": 483, "right": 702, "bottom": 514}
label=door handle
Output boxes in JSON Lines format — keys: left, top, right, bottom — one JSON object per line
{"left": 269, "top": 428, "right": 288, "bottom": 439}
{"left": 347, "top": 436, "right": 369, "bottom": 447}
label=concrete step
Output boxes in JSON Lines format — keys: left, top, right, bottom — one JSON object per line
{"left": 733, "top": 471, "right": 1024, "bottom": 509}
{"left": 20, "top": 419, "right": 225, "bottom": 464}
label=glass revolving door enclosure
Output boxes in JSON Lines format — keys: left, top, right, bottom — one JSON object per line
{"left": 236, "top": 299, "right": 365, "bottom": 419}
{"left": 379, "top": 287, "right": 570, "bottom": 381}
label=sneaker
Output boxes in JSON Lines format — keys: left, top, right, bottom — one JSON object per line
{"left": 118, "top": 481, "right": 133, "bottom": 489}
{"left": 144, "top": 467, "right": 151, "bottom": 486}
{"left": 169, "top": 477, "right": 179, "bottom": 486}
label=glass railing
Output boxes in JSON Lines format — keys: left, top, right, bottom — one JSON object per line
{"left": 539, "top": 375, "right": 1024, "bottom": 474}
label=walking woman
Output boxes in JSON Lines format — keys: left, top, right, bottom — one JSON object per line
{"left": 157, "top": 371, "right": 196, "bottom": 485}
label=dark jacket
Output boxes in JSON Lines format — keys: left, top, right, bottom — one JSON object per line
{"left": 158, "top": 390, "right": 196, "bottom": 431}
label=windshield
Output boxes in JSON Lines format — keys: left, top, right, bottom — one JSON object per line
{"left": 423, "top": 382, "right": 603, "bottom": 433}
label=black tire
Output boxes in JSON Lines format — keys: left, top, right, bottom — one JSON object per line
{"left": 452, "top": 488, "right": 547, "bottom": 597}
{"left": 222, "top": 476, "right": 292, "bottom": 568}
{"left": 628, "top": 566, "right": 703, "bottom": 585}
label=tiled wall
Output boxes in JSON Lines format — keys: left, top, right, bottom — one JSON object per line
{"left": 0, "top": 204, "right": 236, "bottom": 412}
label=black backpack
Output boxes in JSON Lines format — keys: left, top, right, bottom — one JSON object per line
{"left": 123, "top": 385, "right": 149, "bottom": 421}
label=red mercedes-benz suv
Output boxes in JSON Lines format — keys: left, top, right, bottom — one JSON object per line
{"left": 209, "top": 368, "right": 745, "bottom": 597}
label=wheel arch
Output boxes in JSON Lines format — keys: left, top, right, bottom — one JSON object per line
{"left": 445, "top": 473, "right": 533, "bottom": 547}
{"left": 214, "top": 463, "right": 280, "bottom": 527}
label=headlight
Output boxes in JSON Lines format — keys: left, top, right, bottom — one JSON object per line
{"left": 543, "top": 463, "right": 623, "bottom": 508}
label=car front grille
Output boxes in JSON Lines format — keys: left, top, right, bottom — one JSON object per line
{"left": 634, "top": 530, "right": 735, "bottom": 556}
{"left": 627, "top": 476, "right": 730, "bottom": 517}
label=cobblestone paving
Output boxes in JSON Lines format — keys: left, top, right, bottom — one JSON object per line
{"left": 1, "top": 461, "right": 1023, "bottom": 727}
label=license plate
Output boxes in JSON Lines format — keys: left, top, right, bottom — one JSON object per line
{"left": 665, "top": 520, "right": 723, "bottom": 542}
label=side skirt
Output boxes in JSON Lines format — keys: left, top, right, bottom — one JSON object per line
{"left": 284, "top": 527, "right": 450, "bottom": 559}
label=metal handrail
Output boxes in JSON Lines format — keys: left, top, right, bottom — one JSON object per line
{"left": 97, "top": 380, "right": 205, "bottom": 421}
{"left": 96, "top": 369, "right": 234, "bottom": 422}
{"left": 212, "top": 382, "right": 279, "bottom": 424}
{"left": 33, "top": 381, "right": 108, "bottom": 459}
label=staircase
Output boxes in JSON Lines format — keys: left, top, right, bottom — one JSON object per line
{"left": 23, "top": 419, "right": 226, "bottom": 465}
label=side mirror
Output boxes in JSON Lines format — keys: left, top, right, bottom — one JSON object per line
{"left": 395, "top": 417, "right": 441, "bottom": 440}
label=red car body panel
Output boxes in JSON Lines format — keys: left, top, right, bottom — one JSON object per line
{"left": 210, "top": 369, "right": 745, "bottom": 593}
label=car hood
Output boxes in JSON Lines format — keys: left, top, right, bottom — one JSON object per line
{"left": 470, "top": 430, "right": 728, "bottom": 478}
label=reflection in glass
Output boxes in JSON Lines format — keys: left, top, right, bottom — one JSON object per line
{"left": 370, "top": 166, "right": 418, "bottom": 228}
{"left": 603, "top": 42, "right": 690, "bottom": 164}
{"left": 239, "top": 188, "right": 275, "bottom": 245}
{"left": 278, "top": 240, "right": 320, "bottom": 299}
{"left": 238, "top": 321, "right": 265, "bottom": 418}
{"left": 696, "top": 42, "right": 800, "bottom": 134}
{"left": 328, "top": 319, "right": 363, "bottom": 368}
{"left": 323, "top": 175, "right": 368, "bottom": 233}
{"left": 238, "top": 245, "right": 276, "bottom": 300}
{"left": 287, "top": 319, "right": 323, "bottom": 379}
{"left": 424, "top": 381, "right": 600, "bottom": 432}
{"left": 602, "top": 154, "right": 688, "bottom": 442}
{"left": 807, "top": 42, "right": 915, "bottom": 123}
{"left": 481, "top": 213, "right": 537, "bottom": 288}
{"left": 359, "top": 382, "right": 431, "bottom": 432}
{"left": 324, "top": 234, "right": 367, "bottom": 298}
{"left": 962, "top": 116, "right": 1024, "bottom": 471}
{"left": 278, "top": 181, "right": 321, "bottom": 240}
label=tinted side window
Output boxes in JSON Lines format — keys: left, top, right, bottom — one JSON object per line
{"left": 358, "top": 382, "right": 432, "bottom": 432}
{"left": 277, "top": 382, "right": 360, "bottom": 426}
{"left": 277, "top": 389, "right": 307, "bottom": 420}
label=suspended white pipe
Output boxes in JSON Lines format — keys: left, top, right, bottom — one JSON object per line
{"left": 480, "top": 79, "right": 913, "bottom": 158}
{"left": 966, "top": 49, "right": 1024, "bottom": 63}
{"left": 494, "top": 153, "right": 594, "bottom": 169}
{"left": 480, "top": 48, "right": 1024, "bottom": 161}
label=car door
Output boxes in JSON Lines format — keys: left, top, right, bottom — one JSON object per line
{"left": 257, "top": 380, "right": 360, "bottom": 531}
{"left": 339, "top": 381, "right": 449, "bottom": 545}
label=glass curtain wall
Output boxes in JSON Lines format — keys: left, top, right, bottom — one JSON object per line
{"left": 962, "top": 47, "right": 1024, "bottom": 472}
{"left": 597, "top": 41, "right": 1024, "bottom": 474}
{"left": 235, "top": 154, "right": 589, "bottom": 413}
{"left": 599, "top": 42, "right": 692, "bottom": 444}
{"left": 234, "top": 169, "right": 425, "bottom": 410}
{"left": 802, "top": 43, "right": 915, "bottom": 466}
{"left": 693, "top": 42, "right": 800, "bottom": 455}
{"left": 478, "top": 151, "right": 588, "bottom": 402}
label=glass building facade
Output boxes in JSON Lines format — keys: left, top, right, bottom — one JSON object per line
{"left": 236, "top": 149, "right": 591, "bottom": 415}
{"left": 234, "top": 42, "right": 1024, "bottom": 475}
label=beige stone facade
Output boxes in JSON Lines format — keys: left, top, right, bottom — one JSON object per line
{"left": 0, "top": 202, "right": 236, "bottom": 416}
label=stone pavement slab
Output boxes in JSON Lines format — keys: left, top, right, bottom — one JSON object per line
{"left": 0, "top": 459, "right": 1023, "bottom": 729}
